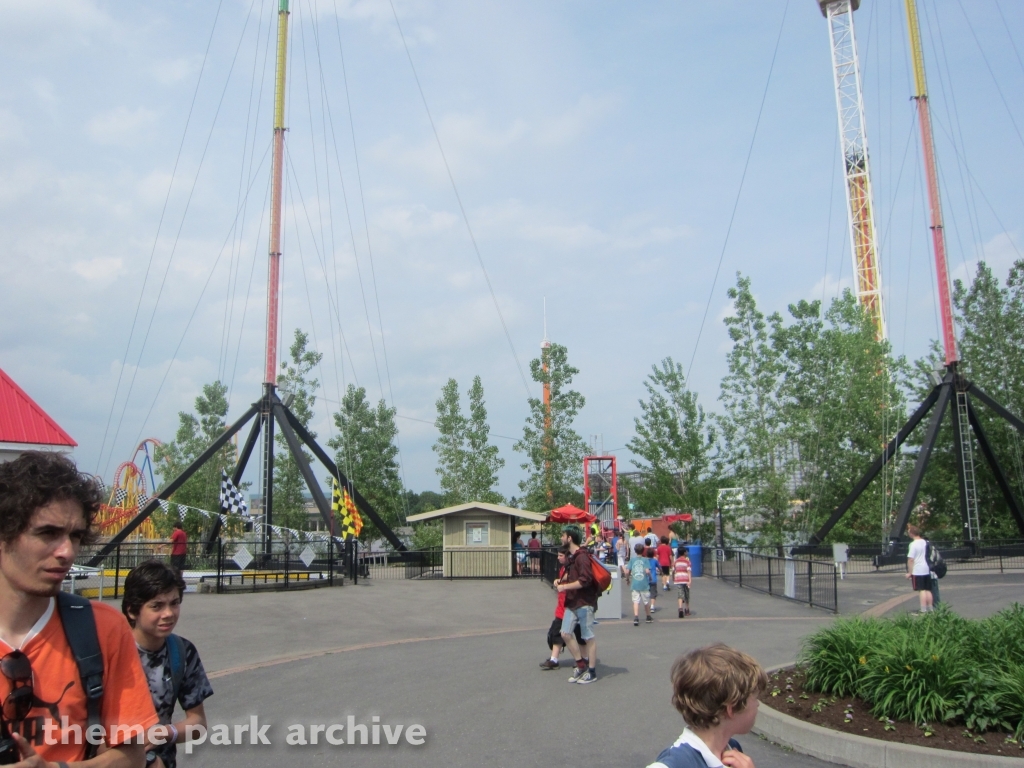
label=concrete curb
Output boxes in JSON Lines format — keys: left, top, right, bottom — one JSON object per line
{"left": 754, "top": 665, "right": 1023, "bottom": 767}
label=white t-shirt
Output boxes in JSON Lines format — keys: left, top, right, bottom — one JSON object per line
{"left": 907, "top": 538, "right": 930, "bottom": 576}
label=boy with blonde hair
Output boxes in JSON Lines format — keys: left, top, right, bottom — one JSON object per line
{"left": 647, "top": 644, "right": 767, "bottom": 768}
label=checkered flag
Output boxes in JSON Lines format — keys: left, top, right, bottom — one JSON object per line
{"left": 220, "top": 470, "right": 249, "bottom": 517}
{"left": 111, "top": 487, "right": 128, "bottom": 507}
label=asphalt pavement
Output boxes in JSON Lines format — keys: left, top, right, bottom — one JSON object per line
{"left": 164, "top": 567, "right": 1023, "bottom": 768}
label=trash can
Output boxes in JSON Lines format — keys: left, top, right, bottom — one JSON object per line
{"left": 687, "top": 544, "right": 703, "bottom": 577}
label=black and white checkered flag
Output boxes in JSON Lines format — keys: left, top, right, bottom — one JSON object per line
{"left": 220, "top": 470, "right": 248, "bottom": 517}
{"left": 111, "top": 487, "right": 129, "bottom": 507}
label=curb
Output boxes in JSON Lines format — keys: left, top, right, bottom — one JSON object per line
{"left": 754, "top": 665, "right": 1023, "bottom": 767}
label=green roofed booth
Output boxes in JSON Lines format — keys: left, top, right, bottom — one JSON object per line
{"left": 406, "top": 502, "right": 547, "bottom": 577}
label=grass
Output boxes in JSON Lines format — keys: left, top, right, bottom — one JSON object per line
{"left": 799, "top": 604, "right": 1024, "bottom": 739}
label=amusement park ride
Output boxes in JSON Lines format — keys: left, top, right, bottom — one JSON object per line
{"left": 797, "top": 0, "right": 1024, "bottom": 552}
{"left": 95, "top": 438, "right": 162, "bottom": 540}
{"left": 87, "top": 0, "right": 404, "bottom": 567}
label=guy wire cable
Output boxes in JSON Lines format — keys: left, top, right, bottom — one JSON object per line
{"left": 685, "top": 0, "right": 790, "bottom": 386}
{"left": 96, "top": 0, "right": 226, "bottom": 476}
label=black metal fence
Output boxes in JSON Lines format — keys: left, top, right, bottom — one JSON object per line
{"left": 790, "top": 539, "right": 1024, "bottom": 574}
{"left": 358, "top": 547, "right": 562, "bottom": 581}
{"left": 68, "top": 541, "right": 568, "bottom": 595}
{"left": 706, "top": 548, "right": 838, "bottom": 613}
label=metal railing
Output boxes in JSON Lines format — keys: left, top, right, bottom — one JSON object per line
{"left": 707, "top": 548, "right": 838, "bottom": 613}
{"left": 72, "top": 538, "right": 348, "bottom": 596}
{"left": 358, "top": 547, "right": 562, "bottom": 580}
{"left": 789, "top": 539, "right": 1024, "bottom": 574}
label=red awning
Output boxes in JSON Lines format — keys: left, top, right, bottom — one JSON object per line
{"left": 0, "top": 367, "right": 76, "bottom": 447}
{"left": 547, "top": 504, "right": 596, "bottom": 523}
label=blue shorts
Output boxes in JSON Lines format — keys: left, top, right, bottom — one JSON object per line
{"left": 561, "top": 605, "right": 596, "bottom": 641}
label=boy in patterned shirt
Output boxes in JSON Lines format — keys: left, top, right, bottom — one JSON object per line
{"left": 123, "top": 560, "right": 214, "bottom": 768}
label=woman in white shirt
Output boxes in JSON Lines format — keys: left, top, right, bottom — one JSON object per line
{"left": 905, "top": 524, "right": 934, "bottom": 613}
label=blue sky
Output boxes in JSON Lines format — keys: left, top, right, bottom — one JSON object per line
{"left": 2, "top": 0, "right": 1022, "bottom": 503}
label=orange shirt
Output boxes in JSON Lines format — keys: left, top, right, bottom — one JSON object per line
{"left": 0, "top": 599, "right": 159, "bottom": 762}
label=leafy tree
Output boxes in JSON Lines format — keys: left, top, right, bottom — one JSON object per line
{"left": 514, "top": 343, "right": 588, "bottom": 512}
{"left": 154, "top": 381, "right": 237, "bottom": 539}
{"left": 432, "top": 376, "right": 504, "bottom": 505}
{"left": 627, "top": 357, "right": 717, "bottom": 535}
{"left": 776, "top": 292, "right": 908, "bottom": 543}
{"left": 328, "top": 385, "right": 405, "bottom": 541}
{"left": 272, "top": 329, "right": 323, "bottom": 532}
{"left": 716, "top": 274, "right": 793, "bottom": 547}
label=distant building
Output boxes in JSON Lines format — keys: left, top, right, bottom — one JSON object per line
{"left": 0, "top": 367, "right": 76, "bottom": 464}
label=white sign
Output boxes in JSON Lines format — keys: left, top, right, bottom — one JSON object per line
{"left": 299, "top": 546, "right": 316, "bottom": 568}
{"left": 233, "top": 545, "right": 254, "bottom": 570}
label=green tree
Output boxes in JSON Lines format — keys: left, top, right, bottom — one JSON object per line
{"left": 272, "top": 329, "right": 323, "bottom": 532}
{"left": 328, "top": 385, "right": 405, "bottom": 541}
{"left": 154, "top": 381, "right": 237, "bottom": 539}
{"left": 514, "top": 343, "right": 588, "bottom": 512}
{"left": 627, "top": 357, "right": 717, "bottom": 534}
{"left": 432, "top": 376, "right": 505, "bottom": 505}
{"left": 776, "top": 292, "right": 908, "bottom": 543}
{"left": 716, "top": 274, "right": 793, "bottom": 547}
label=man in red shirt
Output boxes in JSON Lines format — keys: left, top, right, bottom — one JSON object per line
{"left": 169, "top": 521, "right": 187, "bottom": 572}
{"left": 539, "top": 548, "right": 586, "bottom": 669}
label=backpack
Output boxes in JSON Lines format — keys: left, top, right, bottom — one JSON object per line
{"left": 926, "top": 542, "right": 947, "bottom": 579}
{"left": 57, "top": 593, "right": 186, "bottom": 760}
{"left": 588, "top": 552, "right": 612, "bottom": 594}
{"left": 57, "top": 593, "right": 105, "bottom": 760}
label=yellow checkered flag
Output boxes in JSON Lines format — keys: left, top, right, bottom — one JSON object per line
{"left": 344, "top": 488, "right": 363, "bottom": 538}
{"left": 332, "top": 478, "right": 356, "bottom": 538}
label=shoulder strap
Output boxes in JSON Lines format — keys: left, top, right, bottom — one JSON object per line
{"left": 57, "top": 592, "right": 104, "bottom": 760}
{"left": 167, "top": 634, "right": 186, "bottom": 702}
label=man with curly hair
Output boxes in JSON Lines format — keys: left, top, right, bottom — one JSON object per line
{"left": 647, "top": 643, "right": 767, "bottom": 768}
{"left": 0, "top": 451, "right": 158, "bottom": 767}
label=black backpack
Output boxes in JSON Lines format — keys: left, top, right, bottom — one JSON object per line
{"left": 926, "top": 541, "right": 947, "bottom": 579}
{"left": 57, "top": 593, "right": 186, "bottom": 759}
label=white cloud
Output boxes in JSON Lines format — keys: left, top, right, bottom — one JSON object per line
{"left": 86, "top": 107, "right": 158, "bottom": 146}
{"left": 72, "top": 256, "right": 123, "bottom": 283}
{"left": 150, "top": 56, "right": 201, "bottom": 86}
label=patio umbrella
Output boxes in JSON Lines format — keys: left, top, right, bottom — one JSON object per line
{"left": 548, "top": 504, "right": 596, "bottom": 524}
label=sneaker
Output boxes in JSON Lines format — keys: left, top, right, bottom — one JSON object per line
{"left": 679, "top": 610, "right": 684, "bottom": 619}
{"left": 685, "top": 609, "right": 691, "bottom": 616}
{"left": 633, "top": 617, "right": 639, "bottom": 626}
{"left": 645, "top": 615, "right": 653, "bottom": 623}
{"left": 539, "top": 659, "right": 559, "bottom": 670}
{"left": 568, "top": 666, "right": 586, "bottom": 683}
{"left": 576, "top": 670, "right": 596, "bottom": 684}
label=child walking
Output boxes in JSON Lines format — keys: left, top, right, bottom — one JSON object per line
{"left": 673, "top": 550, "right": 692, "bottom": 618}
{"left": 629, "top": 542, "right": 653, "bottom": 626}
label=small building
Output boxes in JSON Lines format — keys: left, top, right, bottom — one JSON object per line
{"left": 406, "top": 502, "right": 547, "bottom": 578}
{"left": 0, "top": 367, "right": 77, "bottom": 464}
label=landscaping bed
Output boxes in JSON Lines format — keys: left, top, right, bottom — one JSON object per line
{"left": 782, "top": 604, "right": 1024, "bottom": 758}
{"left": 767, "top": 666, "right": 1024, "bottom": 757}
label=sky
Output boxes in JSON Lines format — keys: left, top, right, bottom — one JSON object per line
{"left": 2, "top": 0, "right": 1023, "bottom": 504}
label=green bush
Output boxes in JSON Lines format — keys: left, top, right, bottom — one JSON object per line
{"left": 799, "top": 604, "right": 1024, "bottom": 736}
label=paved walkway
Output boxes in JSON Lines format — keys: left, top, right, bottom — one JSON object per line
{"left": 171, "top": 569, "right": 1023, "bottom": 768}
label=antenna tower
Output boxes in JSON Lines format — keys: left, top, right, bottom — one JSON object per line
{"left": 87, "top": 0, "right": 407, "bottom": 569}
{"left": 797, "top": 0, "right": 1024, "bottom": 553}
{"left": 819, "top": 0, "right": 886, "bottom": 340}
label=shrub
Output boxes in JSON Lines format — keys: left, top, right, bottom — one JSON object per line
{"left": 799, "top": 604, "right": 1024, "bottom": 735}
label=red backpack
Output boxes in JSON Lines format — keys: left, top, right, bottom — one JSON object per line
{"left": 588, "top": 552, "right": 612, "bottom": 594}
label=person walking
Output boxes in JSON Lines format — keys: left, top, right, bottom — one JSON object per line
{"left": 541, "top": 548, "right": 587, "bottom": 669}
{"left": 629, "top": 542, "right": 653, "bottom": 626}
{"left": 905, "top": 525, "right": 934, "bottom": 613}
{"left": 648, "top": 546, "right": 660, "bottom": 612}
{"left": 657, "top": 536, "right": 674, "bottom": 592}
{"left": 556, "top": 525, "right": 599, "bottom": 684}
{"left": 169, "top": 520, "right": 188, "bottom": 572}
{"left": 673, "top": 549, "right": 692, "bottom": 618}
{"left": 527, "top": 530, "right": 542, "bottom": 575}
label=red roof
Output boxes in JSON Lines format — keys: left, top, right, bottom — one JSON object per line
{"left": 0, "top": 367, "right": 76, "bottom": 447}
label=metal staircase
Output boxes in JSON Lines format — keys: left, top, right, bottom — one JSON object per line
{"left": 955, "top": 391, "right": 982, "bottom": 541}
